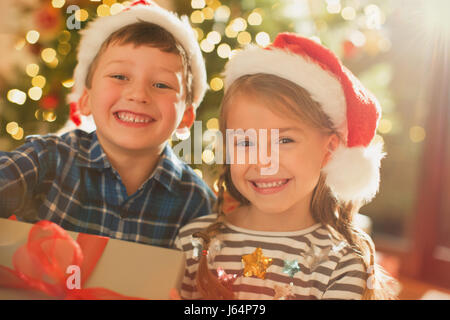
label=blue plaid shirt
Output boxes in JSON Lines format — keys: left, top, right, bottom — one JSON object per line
{"left": 0, "top": 130, "right": 216, "bottom": 248}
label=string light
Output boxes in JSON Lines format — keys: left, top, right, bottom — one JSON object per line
{"left": 191, "top": 10, "right": 205, "bottom": 24}
{"left": 210, "top": 77, "right": 224, "bottom": 91}
{"left": 231, "top": 18, "right": 247, "bottom": 32}
{"left": 103, "top": 0, "right": 116, "bottom": 6}
{"left": 110, "top": 3, "right": 125, "bottom": 15}
{"left": 51, "top": 0, "right": 65, "bottom": 8}
{"left": 58, "top": 42, "right": 71, "bottom": 55}
{"left": 58, "top": 30, "right": 71, "bottom": 43}
{"left": 26, "top": 64, "right": 40, "bottom": 77}
{"left": 202, "top": 150, "right": 215, "bottom": 164}
{"left": 207, "top": 31, "right": 221, "bottom": 44}
{"left": 326, "top": 0, "right": 341, "bottom": 14}
{"left": 409, "top": 126, "right": 426, "bottom": 143}
{"left": 225, "top": 25, "right": 238, "bottom": 38}
{"left": 193, "top": 27, "right": 204, "bottom": 41}
{"left": 41, "top": 48, "right": 57, "bottom": 63}
{"left": 214, "top": 5, "right": 230, "bottom": 22}
{"left": 28, "top": 87, "right": 43, "bottom": 101}
{"left": 255, "top": 32, "right": 270, "bottom": 47}
{"left": 202, "top": 7, "right": 214, "bottom": 20}
{"left": 193, "top": 169, "right": 203, "bottom": 179}
{"left": 341, "top": 6, "right": 356, "bottom": 20}
{"left": 97, "top": 4, "right": 111, "bottom": 17}
{"left": 192, "top": 0, "right": 206, "bottom": 9}
{"left": 26, "top": 30, "right": 40, "bottom": 44}
{"left": 6, "top": 122, "right": 19, "bottom": 135}
{"left": 248, "top": 12, "right": 262, "bottom": 25}
{"left": 32, "top": 75, "right": 46, "bottom": 88}
{"left": 12, "top": 127, "right": 24, "bottom": 141}
{"left": 43, "top": 111, "right": 57, "bottom": 122}
{"left": 15, "top": 39, "right": 26, "bottom": 51}
{"left": 75, "top": 9, "right": 89, "bottom": 21}
{"left": 377, "top": 119, "right": 392, "bottom": 134}
{"left": 206, "top": 118, "right": 219, "bottom": 130}
{"left": 217, "top": 43, "right": 231, "bottom": 59}
{"left": 237, "top": 31, "right": 251, "bottom": 45}
{"left": 62, "top": 79, "right": 74, "bottom": 88}
{"left": 7, "top": 89, "right": 26, "bottom": 105}
{"left": 200, "top": 39, "right": 214, "bottom": 53}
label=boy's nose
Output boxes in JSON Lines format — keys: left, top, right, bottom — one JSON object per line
{"left": 125, "top": 83, "right": 150, "bottom": 104}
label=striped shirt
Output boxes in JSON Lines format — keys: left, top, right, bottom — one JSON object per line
{"left": 176, "top": 214, "right": 368, "bottom": 300}
{"left": 0, "top": 130, "right": 216, "bottom": 248}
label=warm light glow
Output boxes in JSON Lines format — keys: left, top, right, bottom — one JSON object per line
{"left": 193, "top": 28, "right": 204, "bottom": 41}
{"left": 341, "top": 7, "right": 356, "bottom": 21}
{"left": 103, "top": 0, "right": 116, "bottom": 6}
{"left": 190, "top": 10, "right": 204, "bottom": 24}
{"left": 58, "top": 43, "right": 71, "bottom": 55}
{"left": 7, "top": 89, "right": 26, "bottom": 105}
{"left": 62, "top": 79, "right": 74, "bottom": 88}
{"left": 207, "top": 31, "right": 221, "bottom": 44}
{"left": 232, "top": 18, "right": 247, "bottom": 32}
{"left": 217, "top": 43, "right": 231, "bottom": 59}
{"left": 349, "top": 30, "right": 366, "bottom": 47}
{"left": 326, "top": 0, "right": 341, "bottom": 14}
{"left": 225, "top": 25, "right": 238, "bottom": 38}
{"left": 364, "top": 4, "right": 382, "bottom": 30}
{"left": 6, "top": 122, "right": 19, "bottom": 135}
{"left": 15, "top": 39, "right": 26, "bottom": 51}
{"left": 51, "top": 0, "right": 65, "bottom": 8}
{"left": 41, "top": 48, "right": 57, "bottom": 63}
{"left": 202, "top": 150, "right": 215, "bottom": 164}
{"left": 237, "top": 31, "right": 251, "bottom": 45}
{"left": 202, "top": 7, "right": 214, "bottom": 20}
{"left": 75, "top": 9, "right": 89, "bottom": 21}
{"left": 32, "top": 75, "right": 46, "bottom": 88}
{"left": 97, "top": 4, "right": 110, "bottom": 17}
{"left": 378, "top": 119, "right": 392, "bottom": 134}
{"left": 210, "top": 77, "right": 224, "bottom": 91}
{"left": 409, "top": 126, "right": 426, "bottom": 143}
{"left": 43, "top": 111, "right": 57, "bottom": 122}
{"left": 255, "top": 32, "right": 270, "bottom": 47}
{"left": 110, "top": 3, "right": 125, "bottom": 15}
{"left": 26, "top": 30, "right": 40, "bottom": 44}
{"left": 248, "top": 12, "right": 262, "bottom": 25}
{"left": 191, "top": 0, "right": 206, "bottom": 9}
{"left": 28, "top": 87, "right": 43, "bottom": 101}
{"left": 12, "top": 127, "right": 24, "bottom": 141}
{"left": 193, "top": 169, "right": 203, "bottom": 179}
{"left": 200, "top": 39, "right": 214, "bottom": 53}
{"left": 206, "top": 118, "right": 219, "bottom": 130}
{"left": 58, "top": 31, "right": 71, "bottom": 43}
{"left": 26, "top": 64, "right": 40, "bottom": 77}
{"left": 215, "top": 5, "right": 230, "bottom": 22}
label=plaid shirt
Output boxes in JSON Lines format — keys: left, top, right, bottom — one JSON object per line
{"left": 0, "top": 130, "right": 216, "bottom": 248}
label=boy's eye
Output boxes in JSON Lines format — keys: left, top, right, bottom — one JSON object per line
{"left": 110, "top": 74, "right": 127, "bottom": 81}
{"left": 154, "top": 82, "right": 171, "bottom": 89}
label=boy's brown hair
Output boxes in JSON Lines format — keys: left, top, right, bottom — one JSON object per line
{"left": 85, "top": 22, "right": 193, "bottom": 105}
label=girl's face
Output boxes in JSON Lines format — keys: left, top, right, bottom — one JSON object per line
{"left": 226, "top": 93, "right": 337, "bottom": 216}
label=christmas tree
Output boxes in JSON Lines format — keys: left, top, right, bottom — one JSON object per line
{"left": 0, "top": 0, "right": 394, "bottom": 191}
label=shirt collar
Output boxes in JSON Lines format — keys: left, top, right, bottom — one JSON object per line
{"left": 75, "top": 132, "right": 111, "bottom": 169}
{"left": 149, "top": 144, "right": 183, "bottom": 192}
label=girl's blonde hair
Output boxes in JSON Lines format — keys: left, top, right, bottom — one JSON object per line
{"left": 194, "top": 74, "right": 398, "bottom": 300}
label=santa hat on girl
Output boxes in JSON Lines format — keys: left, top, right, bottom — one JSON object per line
{"left": 224, "top": 33, "right": 385, "bottom": 203}
{"left": 67, "top": 0, "right": 207, "bottom": 126}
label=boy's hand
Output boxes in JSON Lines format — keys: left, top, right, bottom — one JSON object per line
{"left": 169, "top": 288, "right": 181, "bottom": 300}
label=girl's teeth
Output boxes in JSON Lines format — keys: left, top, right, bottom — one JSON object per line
{"left": 254, "top": 180, "right": 287, "bottom": 188}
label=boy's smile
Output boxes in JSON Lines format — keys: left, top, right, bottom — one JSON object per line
{"left": 79, "top": 42, "right": 193, "bottom": 156}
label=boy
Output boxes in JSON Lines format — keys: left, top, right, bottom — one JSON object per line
{"left": 0, "top": 0, "right": 215, "bottom": 249}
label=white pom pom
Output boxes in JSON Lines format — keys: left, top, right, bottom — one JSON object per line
{"left": 322, "top": 143, "right": 386, "bottom": 203}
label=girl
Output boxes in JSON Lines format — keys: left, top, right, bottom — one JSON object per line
{"left": 175, "top": 33, "right": 398, "bottom": 300}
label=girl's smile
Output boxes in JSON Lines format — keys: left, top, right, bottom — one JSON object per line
{"left": 248, "top": 177, "right": 292, "bottom": 195}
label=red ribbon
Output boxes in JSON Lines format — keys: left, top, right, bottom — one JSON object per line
{"left": 0, "top": 221, "right": 144, "bottom": 299}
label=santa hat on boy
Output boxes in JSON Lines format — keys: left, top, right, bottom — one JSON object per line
{"left": 67, "top": 0, "right": 207, "bottom": 126}
{"left": 224, "top": 33, "right": 385, "bottom": 203}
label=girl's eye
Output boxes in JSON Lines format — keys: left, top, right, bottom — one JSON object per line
{"left": 279, "top": 137, "right": 294, "bottom": 144}
{"left": 236, "top": 140, "right": 254, "bottom": 147}
{"left": 111, "top": 74, "right": 127, "bottom": 81}
{"left": 154, "top": 83, "right": 171, "bottom": 89}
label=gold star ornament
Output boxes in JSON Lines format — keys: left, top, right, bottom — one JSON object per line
{"left": 242, "top": 248, "right": 273, "bottom": 279}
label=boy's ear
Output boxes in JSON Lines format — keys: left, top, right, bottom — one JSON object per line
{"left": 321, "top": 134, "right": 340, "bottom": 168}
{"left": 78, "top": 89, "right": 92, "bottom": 116}
{"left": 177, "top": 106, "right": 195, "bottom": 129}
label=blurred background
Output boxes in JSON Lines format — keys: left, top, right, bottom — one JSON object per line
{"left": 0, "top": 0, "right": 448, "bottom": 298}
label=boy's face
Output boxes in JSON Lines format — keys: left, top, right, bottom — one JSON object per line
{"left": 79, "top": 42, "right": 194, "bottom": 156}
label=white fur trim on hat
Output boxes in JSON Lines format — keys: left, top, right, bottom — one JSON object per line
{"left": 224, "top": 45, "right": 348, "bottom": 138}
{"left": 67, "top": 2, "right": 207, "bottom": 109}
{"left": 322, "top": 142, "right": 385, "bottom": 203}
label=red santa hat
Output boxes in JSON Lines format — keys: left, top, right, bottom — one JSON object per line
{"left": 67, "top": 0, "right": 207, "bottom": 126}
{"left": 224, "top": 33, "right": 385, "bottom": 203}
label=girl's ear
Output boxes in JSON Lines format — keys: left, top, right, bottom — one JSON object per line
{"left": 321, "top": 133, "right": 340, "bottom": 168}
{"left": 78, "top": 89, "right": 92, "bottom": 116}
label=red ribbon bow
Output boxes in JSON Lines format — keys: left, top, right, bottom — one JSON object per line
{"left": 0, "top": 221, "right": 143, "bottom": 299}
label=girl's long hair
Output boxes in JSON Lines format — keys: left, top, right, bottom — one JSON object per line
{"left": 195, "top": 74, "right": 398, "bottom": 300}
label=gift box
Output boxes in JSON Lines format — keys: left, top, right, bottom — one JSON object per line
{"left": 0, "top": 218, "right": 185, "bottom": 300}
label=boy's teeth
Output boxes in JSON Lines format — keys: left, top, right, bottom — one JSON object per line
{"left": 116, "top": 111, "right": 152, "bottom": 123}
{"left": 254, "top": 180, "right": 287, "bottom": 188}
